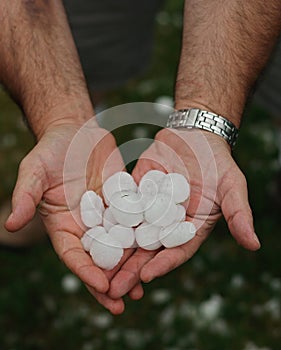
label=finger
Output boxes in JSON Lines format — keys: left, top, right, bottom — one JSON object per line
{"left": 132, "top": 157, "right": 167, "bottom": 184}
{"left": 140, "top": 233, "right": 207, "bottom": 283}
{"left": 5, "top": 157, "right": 46, "bottom": 232}
{"left": 84, "top": 250, "right": 139, "bottom": 314}
{"left": 108, "top": 248, "right": 158, "bottom": 299}
{"left": 89, "top": 133, "right": 126, "bottom": 194}
{"left": 220, "top": 171, "right": 260, "bottom": 251}
{"left": 51, "top": 231, "right": 109, "bottom": 293}
{"left": 128, "top": 283, "right": 144, "bottom": 300}
{"left": 86, "top": 285, "right": 125, "bottom": 315}
{"left": 131, "top": 141, "right": 169, "bottom": 184}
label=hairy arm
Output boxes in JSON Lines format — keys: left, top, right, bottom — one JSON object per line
{"left": 105, "top": 0, "right": 281, "bottom": 301}
{"left": 0, "top": 0, "right": 95, "bottom": 139}
{"left": 0, "top": 1, "right": 131, "bottom": 312}
{"left": 175, "top": 0, "right": 281, "bottom": 125}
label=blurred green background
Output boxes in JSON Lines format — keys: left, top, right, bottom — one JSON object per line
{"left": 0, "top": 1, "right": 280, "bottom": 349}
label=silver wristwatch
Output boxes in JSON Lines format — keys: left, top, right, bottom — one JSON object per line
{"left": 166, "top": 108, "right": 239, "bottom": 148}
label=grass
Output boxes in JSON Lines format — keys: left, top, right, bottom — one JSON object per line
{"left": 0, "top": 0, "right": 280, "bottom": 349}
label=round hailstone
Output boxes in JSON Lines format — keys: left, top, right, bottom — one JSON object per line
{"left": 138, "top": 170, "right": 165, "bottom": 211}
{"left": 135, "top": 222, "right": 162, "bottom": 250}
{"left": 80, "top": 191, "right": 105, "bottom": 227}
{"left": 108, "top": 224, "right": 136, "bottom": 248}
{"left": 110, "top": 205, "right": 143, "bottom": 227}
{"left": 81, "top": 226, "right": 106, "bottom": 252}
{"left": 144, "top": 193, "right": 177, "bottom": 227}
{"left": 154, "top": 96, "right": 174, "bottom": 114}
{"left": 139, "top": 177, "right": 158, "bottom": 197}
{"left": 175, "top": 204, "right": 186, "bottom": 222}
{"left": 61, "top": 274, "right": 81, "bottom": 293}
{"left": 90, "top": 233, "right": 124, "bottom": 270}
{"left": 139, "top": 170, "right": 166, "bottom": 196}
{"left": 159, "top": 173, "right": 190, "bottom": 204}
{"left": 103, "top": 207, "right": 118, "bottom": 232}
{"left": 159, "top": 221, "right": 196, "bottom": 248}
{"left": 109, "top": 191, "right": 143, "bottom": 227}
{"left": 140, "top": 193, "right": 158, "bottom": 212}
{"left": 102, "top": 171, "right": 137, "bottom": 205}
{"left": 138, "top": 184, "right": 158, "bottom": 212}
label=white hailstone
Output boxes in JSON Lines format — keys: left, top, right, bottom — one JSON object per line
{"left": 175, "top": 204, "right": 186, "bottom": 222}
{"left": 110, "top": 191, "right": 143, "bottom": 213}
{"left": 138, "top": 170, "right": 165, "bottom": 211}
{"left": 90, "top": 233, "right": 124, "bottom": 270}
{"left": 61, "top": 274, "right": 81, "bottom": 293}
{"left": 159, "top": 173, "right": 190, "bottom": 204}
{"left": 108, "top": 224, "right": 136, "bottom": 248}
{"left": 154, "top": 96, "right": 174, "bottom": 114}
{"left": 103, "top": 207, "right": 118, "bottom": 232}
{"left": 132, "top": 126, "right": 149, "bottom": 139}
{"left": 102, "top": 171, "right": 137, "bottom": 205}
{"left": 139, "top": 170, "right": 166, "bottom": 195}
{"left": 110, "top": 206, "right": 143, "bottom": 228}
{"left": 159, "top": 221, "right": 196, "bottom": 248}
{"left": 90, "top": 312, "right": 113, "bottom": 329}
{"left": 135, "top": 222, "right": 162, "bottom": 250}
{"left": 199, "top": 294, "right": 223, "bottom": 321}
{"left": 139, "top": 193, "right": 156, "bottom": 212}
{"left": 109, "top": 191, "right": 143, "bottom": 227}
{"left": 81, "top": 226, "right": 106, "bottom": 252}
{"left": 138, "top": 186, "right": 158, "bottom": 212}
{"left": 80, "top": 191, "right": 105, "bottom": 227}
{"left": 144, "top": 193, "right": 177, "bottom": 227}
{"left": 150, "top": 288, "right": 171, "bottom": 305}
{"left": 139, "top": 177, "right": 158, "bottom": 197}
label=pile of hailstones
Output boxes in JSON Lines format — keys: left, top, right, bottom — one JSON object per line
{"left": 80, "top": 170, "right": 196, "bottom": 270}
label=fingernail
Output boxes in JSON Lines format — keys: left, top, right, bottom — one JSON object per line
{"left": 142, "top": 274, "right": 153, "bottom": 283}
{"left": 6, "top": 212, "right": 13, "bottom": 224}
{"left": 252, "top": 232, "right": 261, "bottom": 246}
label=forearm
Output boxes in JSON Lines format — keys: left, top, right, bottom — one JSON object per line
{"left": 175, "top": 0, "right": 281, "bottom": 127}
{"left": 0, "top": 0, "right": 95, "bottom": 139}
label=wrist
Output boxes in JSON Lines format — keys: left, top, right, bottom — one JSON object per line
{"left": 174, "top": 97, "right": 242, "bottom": 130}
{"left": 174, "top": 79, "right": 244, "bottom": 129}
{"left": 167, "top": 108, "right": 239, "bottom": 148}
{"left": 25, "top": 98, "right": 98, "bottom": 140}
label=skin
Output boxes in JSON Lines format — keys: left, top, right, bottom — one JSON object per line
{"left": 0, "top": 0, "right": 142, "bottom": 313}
{"left": 102, "top": 0, "right": 281, "bottom": 313}
{"left": 1, "top": 0, "right": 281, "bottom": 314}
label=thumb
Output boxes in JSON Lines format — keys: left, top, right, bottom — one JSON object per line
{"left": 220, "top": 170, "right": 260, "bottom": 251}
{"left": 5, "top": 155, "right": 47, "bottom": 232}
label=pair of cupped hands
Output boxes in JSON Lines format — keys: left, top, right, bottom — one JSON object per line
{"left": 5, "top": 119, "right": 260, "bottom": 314}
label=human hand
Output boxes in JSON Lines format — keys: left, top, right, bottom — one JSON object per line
{"left": 4, "top": 121, "right": 141, "bottom": 314}
{"left": 107, "top": 128, "right": 260, "bottom": 300}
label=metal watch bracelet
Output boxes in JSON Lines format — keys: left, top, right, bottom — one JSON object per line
{"left": 166, "top": 108, "right": 239, "bottom": 148}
